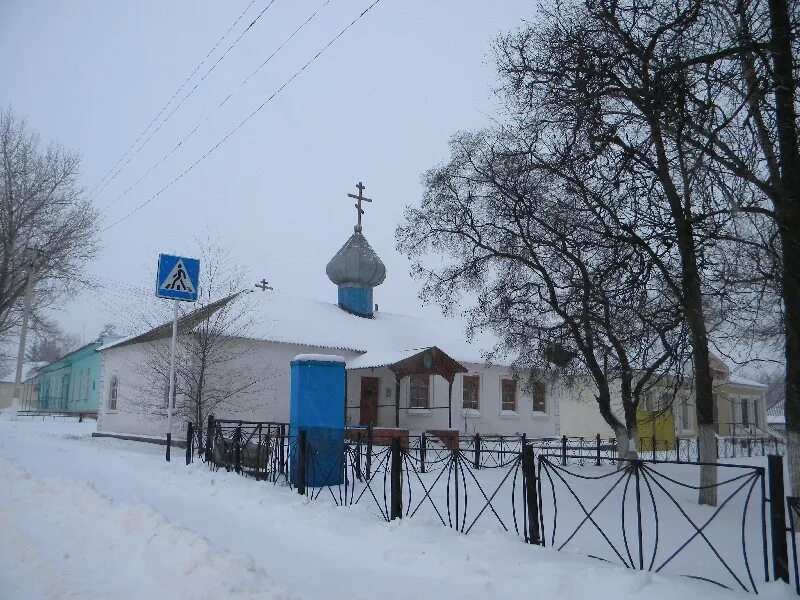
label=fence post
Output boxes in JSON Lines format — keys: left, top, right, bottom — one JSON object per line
{"left": 185, "top": 421, "right": 193, "bottom": 465}
{"left": 561, "top": 435, "right": 568, "bottom": 466}
{"left": 596, "top": 433, "right": 601, "bottom": 466}
{"left": 454, "top": 446, "right": 460, "bottom": 530}
{"left": 768, "top": 454, "right": 790, "bottom": 583}
{"left": 676, "top": 438, "right": 682, "bottom": 463}
{"left": 297, "top": 429, "right": 307, "bottom": 496}
{"left": 522, "top": 443, "right": 540, "bottom": 544}
{"left": 696, "top": 436, "right": 701, "bottom": 462}
{"left": 748, "top": 437, "right": 752, "bottom": 458}
{"left": 205, "top": 414, "right": 215, "bottom": 462}
{"left": 166, "top": 432, "right": 171, "bottom": 462}
{"left": 634, "top": 462, "right": 644, "bottom": 570}
{"left": 234, "top": 425, "right": 242, "bottom": 474}
{"left": 420, "top": 432, "right": 427, "bottom": 474}
{"left": 788, "top": 498, "right": 800, "bottom": 595}
{"left": 762, "top": 438, "right": 766, "bottom": 457}
{"left": 279, "top": 424, "right": 286, "bottom": 476}
{"left": 366, "top": 425, "right": 373, "bottom": 480}
{"left": 355, "top": 432, "right": 363, "bottom": 481}
{"left": 474, "top": 433, "right": 481, "bottom": 469}
{"left": 390, "top": 437, "right": 403, "bottom": 520}
{"left": 651, "top": 435, "right": 657, "bottom": 461}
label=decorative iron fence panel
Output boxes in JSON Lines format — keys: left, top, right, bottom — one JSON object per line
{"left": 536, "top": 454, "right": 768, "bottom": 593}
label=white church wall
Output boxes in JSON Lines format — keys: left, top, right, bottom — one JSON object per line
{"left": 346, "top": 362, "right": 562, "bottom": 437}
{"left": 98, "top": 337, "right": 360, "bottom": 438}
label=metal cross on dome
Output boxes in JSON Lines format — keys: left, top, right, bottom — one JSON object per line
{"left": 347, "top": 181, "right": 372, "bottom": 232}
{"left": 255, "top": 278, "right": 272, "bottom": 291}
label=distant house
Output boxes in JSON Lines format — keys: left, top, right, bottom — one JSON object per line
{"left": 767, "top": 400, "right": 785, "bottom": 436}
{"left": 37, "top": 335, "right": 121, "bottom": 414}
{"left": 558, "top": 353, "right": 770, "bottom": 441}
{"left": 0, "top": 362, "right": 47, "bottom": 410}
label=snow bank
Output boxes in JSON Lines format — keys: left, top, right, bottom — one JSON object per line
{"left": 0, "top": 418, "right": 795, "bottom": 599}
{"left": 0, "top": 459, "right": 292, "bottom": 599}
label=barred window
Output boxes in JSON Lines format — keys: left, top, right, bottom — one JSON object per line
{"left": 532, "top": 381, "right": 546, "bottom": 413}
{"left": 501, "top": 379, "right": 517, "bottom": 412}
{"left": 409, "top": 375, "right": 429, "bottom": 409}
{"left": 108, "top": 375, "right": 119, "bottom": 410}
{"left": 462, "top": 375, "right": 480, "bottom": 410}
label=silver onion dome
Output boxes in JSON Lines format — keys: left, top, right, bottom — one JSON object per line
{"left": 326, "top": 231, "right": 386, "bottom": 288}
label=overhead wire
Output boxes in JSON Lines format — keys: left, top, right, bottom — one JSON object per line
{"left": 91, "top": 0, "right": 278, "bottom": 204}
{"left": 99, "top": 0, "right": 335, "bottom": 215}
{"left": 100, "top": 0, "right": 385, "bottom": 233}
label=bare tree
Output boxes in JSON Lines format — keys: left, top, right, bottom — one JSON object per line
{"left": 130, "top": 239, "right": 272, "bottom": 449}
{"left": 486, "top": 0, "right": 780, "bottom": 505}
{"left": 0, "top": 107, "right": 97, "bottom": 350}
{"left": 397, "top": 127, "right": 691, "bottom": 459}
{"left": 25, "top": 321, "right": 82, "bottom": 362}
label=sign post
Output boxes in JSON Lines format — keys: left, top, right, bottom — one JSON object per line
{"left": 156, "top": 254, "right": 200, "bottom": 462}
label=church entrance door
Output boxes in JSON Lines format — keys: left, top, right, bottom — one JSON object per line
{"left": 360, "top": 377, "right": 380, "bottom": 426}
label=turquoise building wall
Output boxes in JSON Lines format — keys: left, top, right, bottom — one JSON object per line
{"left": 37, "top": 336, "right": 117, "bottom": 412}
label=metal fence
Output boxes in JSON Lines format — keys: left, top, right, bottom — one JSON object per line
{"left": 535, "top": 453, "right": 768, "bottom": 592}
{"left": 188, "top": 417, "right": 794, "bottom": 593}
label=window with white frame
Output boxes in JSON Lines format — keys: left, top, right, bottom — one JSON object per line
{"left": 680, "top": 395, "right": 691, "bottom": 430}
{"left": 532, "top": 381, "right": 546, "bottom": 413}
{"left": 740, "top": 398, "right": 750, "bottom": 427}
{"left": 501, "top": 379, "right": 517, "bottom": 412}
{"left": 409, "top": 375, "right": 430, "bottom": 409}
{"left": 462, "top": 375, "right": 480, "bottom": 410}
{"left": 754, "top": 399, "right": 761, "bottom": 428}
{"left": 108, "top": 375, "right": 119, "bottom": 410}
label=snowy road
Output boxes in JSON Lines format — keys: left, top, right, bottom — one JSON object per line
{"left": 0, "top": 418, "right": 793, "bottom": 599}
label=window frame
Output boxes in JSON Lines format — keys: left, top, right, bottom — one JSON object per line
{"left": 740, "top": 397, "right": 750, "bottom": 427}
{"left": 462, "top": 374, "right": 480, "bottom": 411}
{"left": 108, "top": 375, "right": 119, "bottom": 411}
{"left": 680, "top": 395, "right": 691, "bottom": 431}
{"left": 501, "top": 378, "right": 517, "bottom": 413}
{"left": 409, "top": 374, "right": 430, "bottom": 409}
{"left": 531, "top": 381, "right": 546, "bottom": 413}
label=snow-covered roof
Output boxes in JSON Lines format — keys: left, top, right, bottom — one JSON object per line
{"left": 767, "top": 400, "right": 785, "bottom": 424}
{"left": 346, "top": 348, "right": 432, "bottom": 370}
{"left": 100, "top": 290, "right": 499, "bottom": 366}
{"left": 727, "top": 374, "right": 768, "bottom": 389}
{"left": 244, "top": 292, "right": 495, "bottom": 365}
{"left": 0, "top": 361, "right": 48, "bottom": 384}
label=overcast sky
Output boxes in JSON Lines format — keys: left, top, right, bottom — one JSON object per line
{"left": 1, "top": 0, "right": 533, "bottom": 341}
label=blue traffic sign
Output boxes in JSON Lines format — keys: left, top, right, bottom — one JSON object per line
{"left": 156, "top": 254, "right": 200, "bottom": 302}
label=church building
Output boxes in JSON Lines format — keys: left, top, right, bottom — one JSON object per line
{"left": 95, "top": 184, "right": 561, "bottom": 441}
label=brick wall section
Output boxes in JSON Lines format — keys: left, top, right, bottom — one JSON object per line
{"left": 427, "top": 429, "right": 459, "bottom": 450}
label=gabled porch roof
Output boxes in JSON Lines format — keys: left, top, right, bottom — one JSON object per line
{"left": 346, "top": 346, "right": 468, "bottom": 383}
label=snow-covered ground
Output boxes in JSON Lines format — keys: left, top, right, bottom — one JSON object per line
{"left": 0, "top": 417, "right": 795, "bottom": 599}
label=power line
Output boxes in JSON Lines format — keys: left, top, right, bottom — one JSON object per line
{"left": 90, "top": 0, "right": 276, "bottom": 203}
{"left": 100, "top": 0, "right": 386, "bottom": 233}
{"left": 99, "top": 0, "right": 335, "bottom": 215}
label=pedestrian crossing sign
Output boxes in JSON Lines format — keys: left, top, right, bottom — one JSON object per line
{"left": 156, "top": 254, "right": 200, "bottom": 302}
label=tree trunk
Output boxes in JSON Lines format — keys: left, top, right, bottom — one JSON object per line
{"left": 649, "top": 125, "right": 717, "bottom": 506}
{"left": 698, "top": 423, "right": 718, "bottom": 500}
{"left": 615, "top": 426, "right": 630, "bottom": 461}
{"left": 768, "top": 0, "right": 800, "bottom": 497}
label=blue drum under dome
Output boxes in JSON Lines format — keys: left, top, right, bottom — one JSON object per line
{"left": 326, "top": 230, "right": 386, "bottom": 318}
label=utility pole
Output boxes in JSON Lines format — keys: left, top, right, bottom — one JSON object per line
{"left": 9, "top": 248, "right": 40, "bottom": 419}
